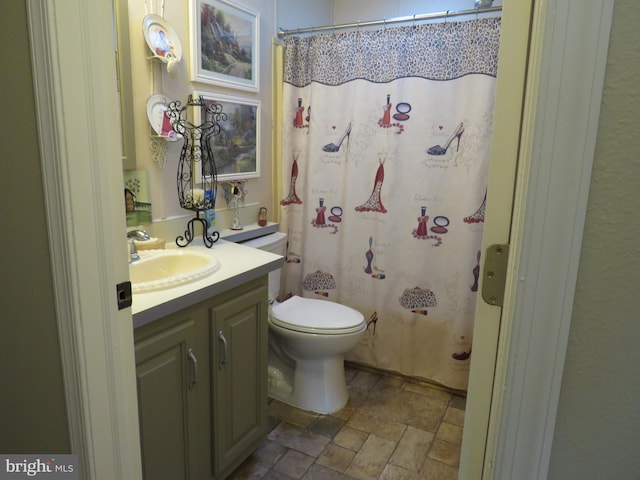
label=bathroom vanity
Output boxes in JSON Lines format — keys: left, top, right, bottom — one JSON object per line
{"left": 131, "top": 237, "right": 282, "bottom": 479}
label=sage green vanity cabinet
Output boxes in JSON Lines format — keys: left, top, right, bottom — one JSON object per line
{"left": 134, "top": 304, "right": 212, "bottom": 480}
{"left": 134, "top": 276, "right": 268, "bottom": 480}
{"left": 210, "top": 281, "right": 268, "bottom": 478}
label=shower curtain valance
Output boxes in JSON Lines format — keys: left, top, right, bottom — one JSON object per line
{"left": 284, "top": 17, "right": 501, "bottom": 87}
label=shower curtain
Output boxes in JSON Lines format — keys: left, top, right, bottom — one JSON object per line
{"left": 279, "top": 17, "right": 501, "bottom": 390}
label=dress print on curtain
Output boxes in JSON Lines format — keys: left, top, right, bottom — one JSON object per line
{"left": 279, "top": 17, "right": 501, "bottom": 391}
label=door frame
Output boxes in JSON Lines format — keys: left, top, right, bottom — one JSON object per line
{"left": 30, "top": 0, "right": 613, "bottom": 478}
{"left": 462, "top": 0, "right": 615, "bottom": 478}
{"left": 460, "top": 0, "right": 536, "bottom": 476}
{"left": 27, "top": 0, "right": 142, "bottom": 478}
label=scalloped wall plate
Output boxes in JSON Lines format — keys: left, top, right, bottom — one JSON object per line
{"left": 142, "top": 14, "right": 182, "bottom": 67}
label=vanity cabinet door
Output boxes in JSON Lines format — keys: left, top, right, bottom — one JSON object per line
{"left": 210, "top": 278, "right": 268, "bottom": 479}
{"left": 134, "top": 306, "right": 212, "bottom": 480}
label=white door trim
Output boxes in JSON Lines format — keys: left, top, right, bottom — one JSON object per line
{"left": 486, "top": 1, "right": 614, "bottom": 478}
{"left": 460, "top": 1, "right": 535, "bottom": 477}
{"left": 28, "top": 1, "right": 142, "bottom": 478}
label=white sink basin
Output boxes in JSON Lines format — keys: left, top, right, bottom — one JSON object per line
{"left": 130, "top": 249, "right": 220, "bottom": 293}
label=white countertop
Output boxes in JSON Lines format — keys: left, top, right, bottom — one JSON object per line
{"left": 132, "top": 238, "right": 283, "bottom": 329}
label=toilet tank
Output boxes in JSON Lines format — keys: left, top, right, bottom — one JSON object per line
{"left": 240, "top": 232, "right": 287, "bottom": 301}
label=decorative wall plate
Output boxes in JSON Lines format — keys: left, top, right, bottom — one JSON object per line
{"left": 142, "top": 14, "right": 182, "bottom": 72}
{"left": 146, "top": 94, "right": 180, "bottom": 141}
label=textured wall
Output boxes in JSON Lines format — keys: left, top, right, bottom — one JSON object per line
{"left": 549, "top": 0, "right": 640, "bottom": 478}
{"left": 0, "top": 1, "right": 71, "bottom": 452}
{"left": 276, "top": 0, "right": 332, "bottom": 30}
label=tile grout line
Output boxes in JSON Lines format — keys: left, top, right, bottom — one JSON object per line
{"left": 235, "top": 367, "right": 465, "bottom": 479}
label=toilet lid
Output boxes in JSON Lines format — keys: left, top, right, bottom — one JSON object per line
{"left": 271, "top": 295, "right": 365, "bottom": 334}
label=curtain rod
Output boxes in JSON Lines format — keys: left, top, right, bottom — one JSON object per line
{"left": 277, "top": 6, "right": 502, "bottom": 39}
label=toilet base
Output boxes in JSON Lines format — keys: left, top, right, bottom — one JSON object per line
{"left": 268, "top": 355, "right": 349, "bottom": 414}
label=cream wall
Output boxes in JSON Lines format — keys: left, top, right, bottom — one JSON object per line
{"left": 124, "top": 0, "right": 276, "bottom": 238}
{"left": 548, "top": 0, "right": 640, "bottom": 478}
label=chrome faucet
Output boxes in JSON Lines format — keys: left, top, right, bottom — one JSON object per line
{"left": 127, "top": 229, "right": 151, "bottom": 241}
{"left": 128, "top": 238, "right": 140, "bottom": 263}
{"left": 127, "top": 230, "right": 149, "bottom": 263}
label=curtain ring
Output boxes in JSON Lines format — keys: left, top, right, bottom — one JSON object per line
{"left": 445, "top": 10, "right": 450, "bottom": 24}
{"left": 383, "top": 17, "right": 387, "bottom": 29}
{"left": 413, "top": 14, "right": 417, "bottom": 28}
{"left": 476, "top": 7, "right": 480, "bottom": 21}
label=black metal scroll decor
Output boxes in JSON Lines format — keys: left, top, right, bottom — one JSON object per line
{"left": 167, "top": 95, "right": 227, "bottom": 248}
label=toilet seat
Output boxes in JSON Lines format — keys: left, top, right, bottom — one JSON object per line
{"left": 271, "top": 295, "right": 365, "bottom": 335}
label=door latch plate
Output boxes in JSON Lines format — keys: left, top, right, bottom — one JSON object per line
{"left": 116, "top": 281, "right": 132, "bottom": 310}
{"left": 481, "top": 244, "right": 510, "bottom": 307}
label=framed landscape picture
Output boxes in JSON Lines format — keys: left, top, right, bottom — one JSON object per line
{"left": 190, "top": 0, "right": 259, "bottom": 92}
{"left": 193, "top": 91, "right": 260, "bottom": 181}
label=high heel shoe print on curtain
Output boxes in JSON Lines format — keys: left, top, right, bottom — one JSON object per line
{"left": 427, "top": 122, "right": 465, "bottom": 155}
{"left": 322, "top": 122, "right": 351, "bottom": 152}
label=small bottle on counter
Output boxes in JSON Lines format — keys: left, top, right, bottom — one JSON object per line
{"left": 205, "top": 209, "right": 216, "bottom": 231}
{"left": 258, "top": 207, "right": 268, "bottom": 226}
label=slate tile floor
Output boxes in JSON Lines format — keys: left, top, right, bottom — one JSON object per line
{"left": 229, "top": 366, "right": 466, "bottom": 480}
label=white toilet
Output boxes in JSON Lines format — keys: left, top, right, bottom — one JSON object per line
{"left": 241, "top": 232, "right": 366, "bottom": 414}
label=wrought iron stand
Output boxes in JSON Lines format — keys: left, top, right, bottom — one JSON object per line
{"left": 176, "top": 211, "right": 219, "bottom": 248}
{"left": 167, "top": 95, "right": 226, "bottom": 248}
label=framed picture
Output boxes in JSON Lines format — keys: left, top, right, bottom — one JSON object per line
{"left": 193, "top": 91, "right": 260, "bottom": 181}
{"left": 189, "top": 0, "right": 259, "bottom": 92}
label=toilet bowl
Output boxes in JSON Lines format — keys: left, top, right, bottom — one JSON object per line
{"left": 269, "top": 295, "right": 365, "bottom": 414}
{"left": 240, "top": 232, "right": 366, "bottom": 414}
